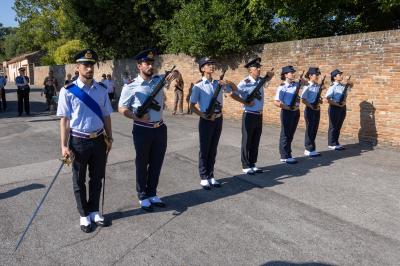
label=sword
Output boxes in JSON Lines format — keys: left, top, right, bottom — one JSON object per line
{"left": 14, "top": 155, "right": 73, "bottom": 253}
{"left": 101, "top": 150, "right": 109, "bottom": 215}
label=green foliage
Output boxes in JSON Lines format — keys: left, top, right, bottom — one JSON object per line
{"left": 0, "top": 24, "right": 14, "bottom": 61}
{"left": 53, "top": 40, "right": 84, "bottom": 64}
{"left": 11, "top": 0, "right": 87, "bottom": 63}
{"left": 64, "top": 0, "right": 180, "bottom": 59}
{"left": 7, "top": 0, "right": 400, "bottom": 62}
{"left": 155, "top": 1, "right": 253, "bottom": 57}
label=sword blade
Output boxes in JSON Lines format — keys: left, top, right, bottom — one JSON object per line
{"left": 14, "top": 160, "right": 65, "bottom": 253}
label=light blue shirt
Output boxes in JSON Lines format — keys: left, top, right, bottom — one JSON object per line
{"left": 274, "top": 81, "right": 301, "bottom": 108}
{"left": 15, "top": 76, "right": 29, "bottom": 88}
{"left": 57, "top": 78, "right": 113, "bottom": 133}
{"left": 325, "top": 82, "right": 346, "bottom": 103}
{"left": 301, "top": 81, "right": 320, "bottom": 104}
{"left": 0, "top": 76, "right": 6, "bottom": 88}
{"left": 190, "top": 77, "right": 232, "bottom": 113}
{"left": 118, "top": 74, "right": 165, "bottom": 122}
{"left": 237, "top": 75, "right": 265, "bottom": 112}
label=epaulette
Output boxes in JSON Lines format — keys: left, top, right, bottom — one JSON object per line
{"left": 245, "top": 78, "right": 251, "bottom": 84}
{"left": 98, "top": 82, "right": 107, "bottom": 89}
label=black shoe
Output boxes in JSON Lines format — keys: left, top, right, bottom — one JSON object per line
{"left": 211, "top": 182, "right": 221, "bottom": 188}
{"left": 94, "top": 218, "right": 111, "bottom": 227}
{"left": 80, "top": 224, "right": 92, "bottom": 233}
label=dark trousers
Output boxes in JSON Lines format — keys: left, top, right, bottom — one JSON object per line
{"left": 304, "top": 107, "right": 320, "bottom": 151}
{"left": 241, "top": 112, "right": 263, "bottom": 168}
{"left": 17, "top": 89, "right": 30, "bottom": 115}
{"left": 133, "top": 124, "right": 167, "bottom": 200}
{"left": 198, "top": 116, "right": 223, "bottom": 180}
{"left": 328, "top": 105, "right": 346, "bottom": 146}
{"left": 70, "top": 135, "right": 107, "bottom": 217}
{"left": 0, "top": 88, "right": 6, "bottom": 111}
{"left": 279, "top": 109, "right": 300, "bottom": 159}
{"left": 173, "top": 90, "right": 184, "bottom": 113}
{"left": 45, "top": 94, "right": 54, "bottom": 109}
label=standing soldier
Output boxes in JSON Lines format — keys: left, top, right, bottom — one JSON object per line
{"left": 170, "top": 70, "right": 184, "bottom": 115}
{"left": 190, "top": 58, "right": 240, "bottom": 189}
{"left": 301, "top": 67, "right": 323, "bottom": 157}
{"left": 57, "top": 49, "right": 113, "bottom": 233}
{"left": 233, "top": 57, "right": 274, "bottom": 174}
{"left": 0, "top": 71, "right": 7, "bottom": 111}
{"left": 274, "top": 66, "right": 303, "bottom": 164}
{"left": 15, "top": 67, "right": 31, "bottom": 116}
{"left": 42, "top": 70, "right": 58, "bottom": 111}
{"left": 118, "top": 49, "right": 173, "bottom": 211}
{"left": 325, "top": 69, "right": 352, "bottom": 150}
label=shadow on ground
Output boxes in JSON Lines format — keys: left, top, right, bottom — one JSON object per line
{"left": 107, "top": 143, "right": 370, "bottom": 220}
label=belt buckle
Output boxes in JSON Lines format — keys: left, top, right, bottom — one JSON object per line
{"left": 153, "top": 122, "right": 160, "bottom": 128}
{"left": 89, "top": 132, "right": 97, "bottom": 138}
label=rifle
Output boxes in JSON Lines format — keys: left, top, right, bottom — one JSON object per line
{"left": 288, "top": 70, "right": 305, "bottom": 110}
{"left": 135, "top": 65, "right": 176, "bottom": 118}
{"left": 204, "top": 70, "right": 227, "bottom": 119}
{"left": 14, "top": 155, "right": 73, "bottom": 253}
{"left": 338, "top": 75, "right": 351, "bottom": 105}
{"left": 311, "top": 75, "right": 326, "bottom": 109}
{"left": 245, "top": 68, "right": 274, "bottom": 104}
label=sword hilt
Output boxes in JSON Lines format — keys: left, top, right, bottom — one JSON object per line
{"left": 61, "top": 153, "right": 74, "bottom": 166}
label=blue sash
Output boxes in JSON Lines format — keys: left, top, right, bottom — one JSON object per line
{"left": 67, "top": 84, "right": 104, "bottom": 122}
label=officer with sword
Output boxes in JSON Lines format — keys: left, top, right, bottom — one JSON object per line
{"left": 57, "top": 49, "right": 113, "bottom": 233}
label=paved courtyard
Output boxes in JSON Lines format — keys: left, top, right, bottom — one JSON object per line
{"left": 0, "top": 86, "right": 399, "bottom": 265}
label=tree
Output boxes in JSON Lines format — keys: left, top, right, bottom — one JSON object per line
{"left": 155, "top": 0, "right": 257, "bottom": 57}
{"left": 65, "top": 0, "right": 181, "bottom": 59}
{"left": 12, "top": 0, "right": 86, "bottom": 63}
{"left": 53, "top": 40, "right": 85, "bottom": 64}
{"left": 0, "top": 23, "right": 14, "bottom": 61}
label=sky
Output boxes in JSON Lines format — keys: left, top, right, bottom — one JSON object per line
{"left": 0, "top": 0, "right": 18, "bottom": 27}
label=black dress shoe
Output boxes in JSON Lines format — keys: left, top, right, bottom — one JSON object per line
{"left": 80, "top": 224, "right": 92, "bottom": 233}
{"left": 94, "top": 219, "right": 111, "bottom": 227}
{"left": 141, "top": 205, "right": 154, "bottom": 212}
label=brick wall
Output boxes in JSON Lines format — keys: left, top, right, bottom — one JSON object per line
{"left": 34, "top": 30, "right": 400, "bottom": 147}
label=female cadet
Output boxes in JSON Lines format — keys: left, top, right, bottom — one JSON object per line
{"left": 274, "top": 66, "right": 304, "bottom": 164}
{"left": 325, "top": 69, "right": 353, "bottom": 150}
{"left": 190, "top": 58, "right": 240, "bottom": 189}
{"left": 300, "top": 67, "right": 323, "bottom": 157}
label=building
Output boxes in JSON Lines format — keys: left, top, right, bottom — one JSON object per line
{"left": 4, "top": 51, "right": 45, "bottom": 84}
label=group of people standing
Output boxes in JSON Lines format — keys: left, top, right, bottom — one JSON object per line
{"left": 56, "top": 48, "right": 352, "bottom": 233}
